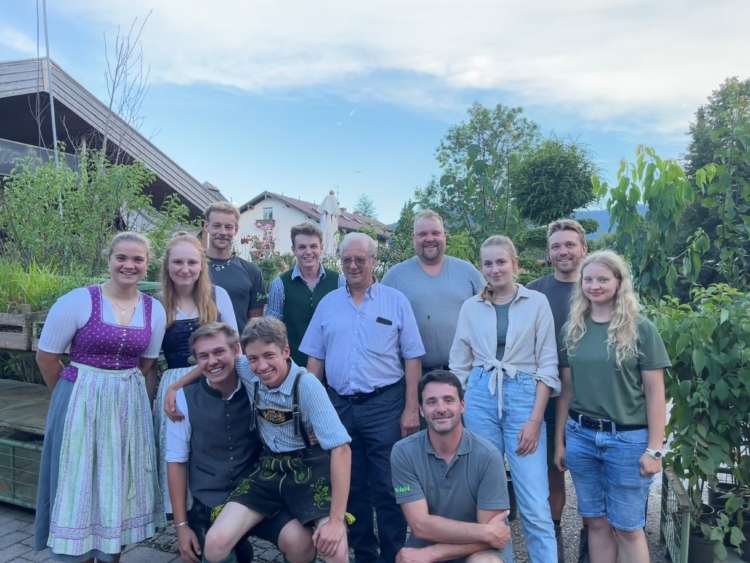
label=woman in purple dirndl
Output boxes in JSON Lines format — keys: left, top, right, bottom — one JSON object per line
{"left": 34, "top": 232, "right": 167, "bottom": 562}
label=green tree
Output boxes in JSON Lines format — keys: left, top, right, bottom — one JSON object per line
{"left": 686, "top": 77, "right": 750, "bottom": 176}
{"left": 354, "top": 194, "right": 377, "bottom": 218}
{"left": 577, "top": 218, "right": 599, "bottom": 237}
{"left": 417, "top": 103, "right": 540, "bottom": 248}
{"left": 682, "top": 77, "right": 750, "bottom": 289}
{"left": 512, "top": 138, "right": 597, "bottom": 225}
{"left": 444, "top": 229, "right": 476, "bottom": 264}
{"left": 376, "top": 199, "right": 415, "bottom": 274}
{"left": 593, "top": 146, "right": 709, "bottom": 301}
{"left": 143, "top": 193, "right": 199, "bottom": 279}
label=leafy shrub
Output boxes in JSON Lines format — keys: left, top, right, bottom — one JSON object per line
{"left": 0, "top": 152, "right": 197, "bottom": 278}
{"left": 524, "top": 226, "right": 548, "bottom": 250}
{"left": 651, "top": 284, "right": 750, "bottom": 557}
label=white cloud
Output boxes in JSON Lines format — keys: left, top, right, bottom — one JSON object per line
{"left": 0, "top": 25, "right": 37, "bottom": 56}
{"left": 63, "top": 0, "right": 750, "bottom": 134}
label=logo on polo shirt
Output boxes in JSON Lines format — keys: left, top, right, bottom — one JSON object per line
{"left": 394, "top": 484, "right": 411, "bottom": 494}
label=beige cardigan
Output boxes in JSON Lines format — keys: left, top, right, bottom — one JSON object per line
{"left": 449, "top": 284, "right": 560, "bottom": 416}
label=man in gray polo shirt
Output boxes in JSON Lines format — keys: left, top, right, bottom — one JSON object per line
{"left": 390, "top": 370, "right": 512, "bottom": 563}
{"left": 382, "top": 210, "right": 484, "bottom": 373}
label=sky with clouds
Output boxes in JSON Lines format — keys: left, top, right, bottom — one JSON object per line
{"left": 2, "top": 1, "right": 749, "bottom": 222}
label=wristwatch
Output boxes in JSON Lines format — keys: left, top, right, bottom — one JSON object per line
{"left": 645, "top": 447, "right": 667, "bottom": 459}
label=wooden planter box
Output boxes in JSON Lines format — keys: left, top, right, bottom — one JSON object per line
{"left": 0, "top": 312, "right": 31, "bottom": 351}
{"left": 0, "top": 430, "right": 43, "bottom": 509}
{"left": 29, "top": 312, "right": 48, "bottom": 352}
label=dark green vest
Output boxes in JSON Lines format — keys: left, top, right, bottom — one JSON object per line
{"left": 281, "top": 266, "right": 340, "bottom": 366}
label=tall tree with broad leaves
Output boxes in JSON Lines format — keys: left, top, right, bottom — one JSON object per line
{"left": 417, "top": 103, "right": 540, "bottom": 248}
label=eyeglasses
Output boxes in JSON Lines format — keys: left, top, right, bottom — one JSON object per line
{"left": 341, "top": 256, "right": 371, "bottom": 267}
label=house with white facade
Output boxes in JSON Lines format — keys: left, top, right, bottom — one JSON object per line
{"left": 237, "top": 191, "right": 388, "bottom": 258}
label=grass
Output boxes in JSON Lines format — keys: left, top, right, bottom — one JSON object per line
{"left": 0, "top": 260, "right": 97, "bottom": 313}
{"left": 0, "top": 260, "right": 162, "bottom": 313}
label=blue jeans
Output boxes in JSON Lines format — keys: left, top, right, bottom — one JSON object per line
{"left": 464, "top": 368, "right": 557, "bottom": 563}
{"left": 564, "top": 418, "right": 653, "bottom": 531}
{"left": 329, "top": 380, "right": 406, "bottom": 563}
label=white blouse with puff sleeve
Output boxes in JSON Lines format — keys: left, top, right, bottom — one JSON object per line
{"left": 38, "top": 286, "right": 167, "bottom": 358}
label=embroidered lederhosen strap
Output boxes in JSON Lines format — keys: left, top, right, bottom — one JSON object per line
{"left": 253, "top": 369, "right": 316, "bottom": 449}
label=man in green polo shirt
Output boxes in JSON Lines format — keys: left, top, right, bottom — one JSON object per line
{"left": 266, "top": 223, "right": 344, "bottom": 365}
{"left": 390, "top": 370, "right": 512, "bottom": 563}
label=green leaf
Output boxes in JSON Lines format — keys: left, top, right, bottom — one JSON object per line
{"left": 720, "top": 309, "right": 730, "bottom": 324}
{"left": 692, "top": 349, "right": 706, "bottom": 375}
{"left": 730, "top": 526, "right": 745, "bottom": 547}
{"left": 439, "top": 174, "right": 455, "bottom": 187}
{"left": 713, "top": 541, "right": 727, "bottom": 560}
{"left": 472, "top": 159, "right": 489, "bottom": 175}
{"left": 714, "top": 379, "right": 729, "bottom": 402}
{"left": 710, "top": 526, "right": 724, "bottom": 541}
{"left": 467, "top": 144, "right": 480, "bottom": 162}
{"left": 691, "top": 253, "right": 702, "bottom": 277}
{"left": 725, "top": 495, "right": 743, "bottom": 513}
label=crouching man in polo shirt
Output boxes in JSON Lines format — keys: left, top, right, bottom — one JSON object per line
{"left": 204, "top": 317, "right": 352, "bottom": 563}
{"left": 390, "top": 370, "right": 513, "bottom": 563}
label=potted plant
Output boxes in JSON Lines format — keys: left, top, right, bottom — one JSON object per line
{"left": 714, "top": 488, "right": 750, "bottom": 561}
{"left": 653, "top": 284, "right": 750, "bottom": 561}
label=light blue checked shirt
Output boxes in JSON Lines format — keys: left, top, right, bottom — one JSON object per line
{"left": 266, "top": 262, "right": 346, "bottom": 320}
{"left": 299, "top": 283, "right": 425, "bottom": 395}
{"left": 236, "top": 357, "right": 350, "bottom": 452}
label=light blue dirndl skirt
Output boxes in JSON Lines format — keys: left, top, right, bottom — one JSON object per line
{"left": 34, "top": 364, "right": 165, "bottom": 560}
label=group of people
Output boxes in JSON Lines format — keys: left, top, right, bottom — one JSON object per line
{"left": 31, "top": 201, "right": 670, "bottom": 563}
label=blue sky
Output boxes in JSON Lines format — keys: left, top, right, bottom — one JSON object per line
{"left": 2, "top": 1, "right": 748, "bottom": 223}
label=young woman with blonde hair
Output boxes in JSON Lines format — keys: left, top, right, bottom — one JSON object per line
{"left": 554, "top": 250, "right": 670, "bottom": 563}
{"left": 450, "top": 235, "right": 560, "bottom": 562}
{"left": 34, "top": 232, "right": 167, "bottom": 561}
{"left": 153, "top": 232, "right": 237, "bottom": 514}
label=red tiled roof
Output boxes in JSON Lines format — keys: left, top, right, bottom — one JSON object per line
{"left": 239, "top": 191, "right": 389, "bottom": 237}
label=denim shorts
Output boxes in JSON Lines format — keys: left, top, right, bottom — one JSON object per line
{"left": 564, "top": 418, "right": 653, "bottom": 531}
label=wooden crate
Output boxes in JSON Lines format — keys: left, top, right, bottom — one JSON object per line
{"left": 0, "top": 430, "right": 43, "bottom": 509}
{"left": 29, "top": 311, "right": 47, "bottom": 352}
{"left": 0, "top": 312, "right": 31, "bottom": 351}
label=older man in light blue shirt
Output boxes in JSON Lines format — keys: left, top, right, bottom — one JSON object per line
{"left": 300, "top": 232, "right": 425, "bottom": 563}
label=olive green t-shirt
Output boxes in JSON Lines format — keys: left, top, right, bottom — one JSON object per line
{"left": 494, "top": 303, "right": 511, "bottom": 360}
{"left": 560, "top": 316, "right": 671, "bottom": 425}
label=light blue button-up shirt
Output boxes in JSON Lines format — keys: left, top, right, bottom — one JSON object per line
{"left": 299, "top": 283, "right": 425, "bottom": 395}
{"left": 236, "top": 357, "right": 351, "bottom": 452}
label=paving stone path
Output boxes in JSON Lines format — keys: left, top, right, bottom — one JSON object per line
{"left": 0, "top": 474, "right": 667, "bottom": 562}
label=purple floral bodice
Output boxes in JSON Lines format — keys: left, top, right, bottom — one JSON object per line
{"left": 60, "top": 285, "right": 153, "bottom": 382}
